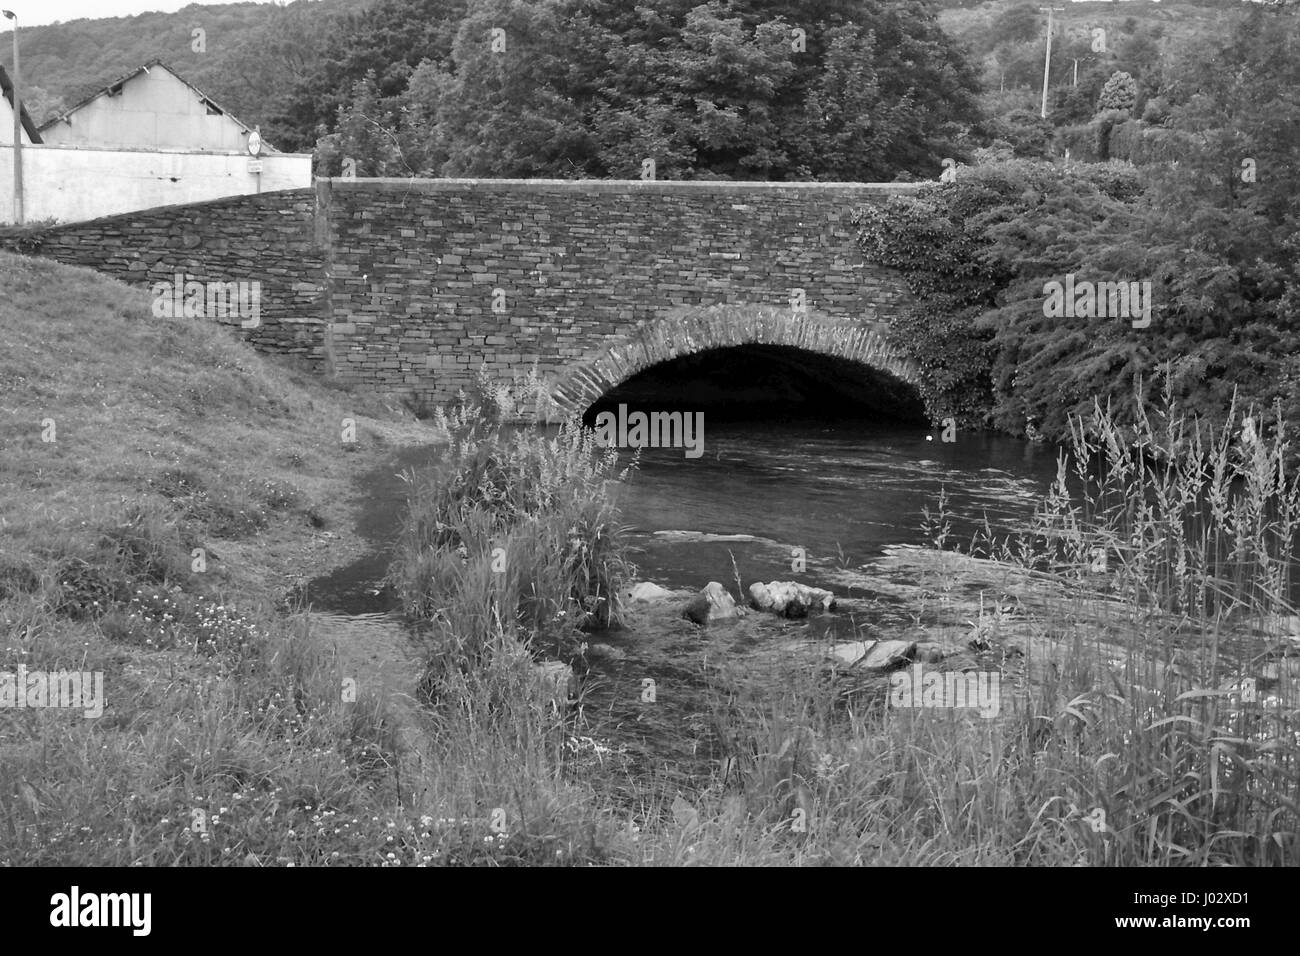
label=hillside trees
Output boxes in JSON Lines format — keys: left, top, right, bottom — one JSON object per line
{"left": 279, "top": 0, "right": 468, "bottom": 153}
{"left": 293, "top": 0, "right": 982, "bottom": 180}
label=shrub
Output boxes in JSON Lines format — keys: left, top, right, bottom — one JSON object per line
{"left": 1092, "top": 109, "right": 1131, "bottom": 161}
{"left": 991, "top": 109, "right": 1054, "bottom": 159}
{"left": 1141, "top": 96, "right": 1171, "bottom": 125}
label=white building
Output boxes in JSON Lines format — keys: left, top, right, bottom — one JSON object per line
{"left": 0, "top": 59, "right": 310, "bottom": 224}
{"left": 39, "top": 60, "right": 270, "bottom": 153}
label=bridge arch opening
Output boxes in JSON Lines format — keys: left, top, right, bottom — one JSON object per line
{"left": 550, "top": 304, "right": 925, "bottom": 425}
{"left": 581, "top": 344, "right": 926, "bottom": 425}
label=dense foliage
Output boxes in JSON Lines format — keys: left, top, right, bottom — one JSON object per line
{"left": 304, "top": 0, "right": 981, "bottom": 180}
{"left": 857, "top": 3, "right": 1300, "bottom": 444}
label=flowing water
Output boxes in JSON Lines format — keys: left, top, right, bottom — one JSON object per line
{"left": 613, "top": 418, "right": 1058, "bottom": 594}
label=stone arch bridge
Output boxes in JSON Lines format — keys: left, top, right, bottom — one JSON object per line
{"left": 6, "top": 178, "right": 922, "bottom": 418}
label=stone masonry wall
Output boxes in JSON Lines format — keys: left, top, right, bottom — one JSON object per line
{"left": 317, "top": 178, "right": 918, "bottom": 407}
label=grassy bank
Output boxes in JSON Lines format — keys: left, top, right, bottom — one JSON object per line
{"left": 0, "top": 250, "right": 438, "bottom": 864}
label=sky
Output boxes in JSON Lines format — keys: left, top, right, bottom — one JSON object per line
{"left": 0, "top": 1, "right": 287, "bottom": 29}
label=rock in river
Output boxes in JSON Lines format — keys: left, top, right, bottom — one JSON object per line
{"left": 748, "top": 580, "right": 836, "bottom": 618}
{"left": 624, "top": 581, "right": 675, "bottom": 604}
{"left": 683, "top": 582, "right": 743, "bottom": 625}
{"left": 830, "top": 639, "right": 916, "bottom": 671}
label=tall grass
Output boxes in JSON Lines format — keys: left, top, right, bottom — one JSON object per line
{"left": 708, "top": 389, "right": 1300, "bottom": 866}
{"left": 1009, "top": 390, "right": 1300, "bottom": 863}
{"left": 1029, "top": 388, "right": 1300, "bottom": 622}
{"left": 387, "top": 386, "right": 635, "bottom": 709}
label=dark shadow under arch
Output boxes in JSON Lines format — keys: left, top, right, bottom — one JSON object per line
{"left": 583, "top": 343, "right": 925, "bottom": 423}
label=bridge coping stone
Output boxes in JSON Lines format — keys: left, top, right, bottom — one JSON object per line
{"left": 317, "top": 177, "right": 923, "bottom": 196}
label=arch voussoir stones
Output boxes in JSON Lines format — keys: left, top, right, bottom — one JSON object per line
{"left": 551, "top": 303, "right": 920, "bottom": 416}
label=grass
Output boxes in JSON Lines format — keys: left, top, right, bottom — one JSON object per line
{"left": 0, "top": 250, "right": 441, "bottom": 865}
{"left": 2, "top": 248, "right": 1296, "bottom": 866}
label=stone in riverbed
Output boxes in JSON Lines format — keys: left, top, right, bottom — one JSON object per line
{"left": 829, "top": 639, "right": 916, "bottom": 671}
{"left": 748, "top": 580, "right": 836, "bottom": 618}
{"left": 625, "top": 581, "right": 675, "bottom": 603}
{"left": 683, "top": 582, "right": 743, "bottom": 625}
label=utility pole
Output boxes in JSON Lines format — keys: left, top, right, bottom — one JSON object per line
{"left": 2, "top": 9, "right": 21, "bottom": 225}
{"left": 1040, "top": 7, "right": 1064, "bottom": 120}
{"left": 1073, "top": 58, "right": 1079, "bottom": 87}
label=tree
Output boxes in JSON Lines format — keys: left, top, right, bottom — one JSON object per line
{"left": 1096, "top": 71, "right": 1138, "bottom": 114}
{"left": 991, "top": 108, "right": 1054, "bottom": 158}
{"left": 313, "top": 73, "right": 409, "bottom": 177}
{"left": 279, "top": 0, "right": 467, "bottom": 151}
{"left": 991, "top": 4, "right": 1042, "bottom": 45}
{"left": 426, "top": 0, "right": 597, "bottom": 177}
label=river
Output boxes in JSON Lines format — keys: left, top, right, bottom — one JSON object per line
{"left": 302, "top": 418, "right": 1059, "bottom": 618}
{"left": 613, "top": 417, "right": 1059, "bottom": 594}
{"left": 299, "top": 417, "right": 1062, "bottom": 787}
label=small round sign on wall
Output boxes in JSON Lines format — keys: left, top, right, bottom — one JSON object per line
{"left": 247, "top": 129, "right": 263, "bottom": 157}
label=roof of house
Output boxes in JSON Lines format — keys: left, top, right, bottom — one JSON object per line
{"left": 37, "top": 58, "right": 275, "bottom": 151}
{"left": 0, "top": 64, "right": 43, "bottom": 144}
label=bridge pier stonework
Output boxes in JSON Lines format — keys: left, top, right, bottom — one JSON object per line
{"left": 3, "top": 177, "right": 922, "bottom": 419}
